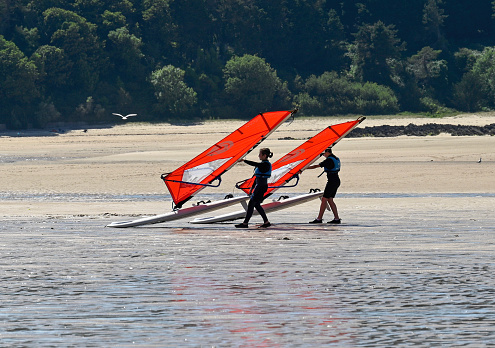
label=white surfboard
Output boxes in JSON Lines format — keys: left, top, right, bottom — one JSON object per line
{"left": 106, "top": 196, "right": 249, "bottom": 228}
{"left": 190, "top": 191, "right": 324, "bottom": 224}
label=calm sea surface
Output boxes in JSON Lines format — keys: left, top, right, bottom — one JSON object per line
{"left": 1, "top": 194, "right": 494, "bottom": 347}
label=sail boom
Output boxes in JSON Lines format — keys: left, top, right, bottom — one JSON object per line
{"left": 161, "top": 174, "right": 222, "bottom": 188}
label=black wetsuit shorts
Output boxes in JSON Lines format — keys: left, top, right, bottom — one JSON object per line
{"left": 323, "top": 174, "right": 340, "bottom": 198}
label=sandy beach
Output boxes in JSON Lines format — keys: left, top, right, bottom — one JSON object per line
{"left": 1, "top": 112, "right": 494, "bottom": 216}
{"left": 1, "top": 113, "right": 494, "bottom": 346}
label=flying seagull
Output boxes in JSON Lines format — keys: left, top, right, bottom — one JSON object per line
{"left": 113, "top": 113, "right": 137, "bottom": 120}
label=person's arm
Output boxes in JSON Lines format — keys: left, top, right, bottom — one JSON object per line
{"left": 244, "top": 159, "right": 270, "bottom": 172}
{"left": 305, "top": 157, "right": 334, "bottom": 172}
{"left": 306, "top": 164, "right": 320, "bottom": 170}
{"left": 243, "top": 159, "right": 258, "bottom": 167}
{"left": 307, "top": 158, "right": 327, "bottom": 170}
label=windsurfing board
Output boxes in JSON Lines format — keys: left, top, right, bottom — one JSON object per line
{"left": 106, "top": 196, "right": 249, "bottom": 228}
{"left": 190, "top": 191, "right": 324, "bottom": 224}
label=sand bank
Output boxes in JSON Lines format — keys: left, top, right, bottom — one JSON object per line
{"left": 0, "top": 113, "right": 494, "bottom": 217}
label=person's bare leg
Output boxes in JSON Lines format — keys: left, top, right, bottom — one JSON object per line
{"left": 317, "top": 197, "right": 329, "bottom": 220}
{"left": 328, "top": 198, "right": 339, "bottom": 220}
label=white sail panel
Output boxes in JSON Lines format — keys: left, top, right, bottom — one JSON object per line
{"left": 268, "top": 160, "right": 304, "bottom": 184}
{"left": 182, "top": 158, "right": 231, "bottom": 184}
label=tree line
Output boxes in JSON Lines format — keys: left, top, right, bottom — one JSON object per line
{"left": 1, "top": 0, "right": 495, "bottom": 129}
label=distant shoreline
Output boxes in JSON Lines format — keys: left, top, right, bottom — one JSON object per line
{"left": 1, "top": 112, "right": 495, "bottom": 137}
{"left": 347, "top": 123, "right": 495, "bottom": 137}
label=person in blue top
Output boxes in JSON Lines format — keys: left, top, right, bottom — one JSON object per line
{"left": 306, "top": 147, "right": 342, "bottom": 224}
{"left": 235, "top": 148, "right": 272, "bottom": 229}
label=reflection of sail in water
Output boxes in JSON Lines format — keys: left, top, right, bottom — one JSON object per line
{"left": 161, "top": 110, "right": 296, "bottom": 208}
{"left": 237, "top": 117, "right": 365, "bottom": 197}
{"left": 167, "top": 255, "right": 346, "bottom": 346}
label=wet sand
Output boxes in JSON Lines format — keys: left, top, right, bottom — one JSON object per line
{"left": 1, "top": 113, "right": 494, "bottom": 346}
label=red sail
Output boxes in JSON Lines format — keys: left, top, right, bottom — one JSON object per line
{"left": 238, "top": 117, "right": 365, "bottom": 197}
{"left": 162, "top": 110, "right": 296, "bottom": 207}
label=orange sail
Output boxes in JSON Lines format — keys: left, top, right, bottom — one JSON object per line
{"left": 237, "top": 117, "right": 365, "bottom": 197}
{"left": 161, "top": 110, "right": 296, "bottom": 208}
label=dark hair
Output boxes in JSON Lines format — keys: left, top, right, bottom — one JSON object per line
{"left": 325, "top": 147, "right": 333, "bottom": 153}
{"left": 260, "top": 148, "right": 273, "bottom": 158}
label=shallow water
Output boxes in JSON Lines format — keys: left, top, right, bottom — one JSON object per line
{"left": 1, "top": 201, "right": 494, "bottom": 347}
{"left": 1, "top": 191, "right": 494, "bottom": 203}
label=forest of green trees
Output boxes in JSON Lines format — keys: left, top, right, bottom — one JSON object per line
{"left": 2, "top": 0, "right": 495, "bottom": 129}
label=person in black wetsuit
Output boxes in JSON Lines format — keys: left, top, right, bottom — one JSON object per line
{"left": 235, "top": 148, "right": 272, "bottom": 228}
{"left": 306, "top": 147, "right": 342, "bottom": 224}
